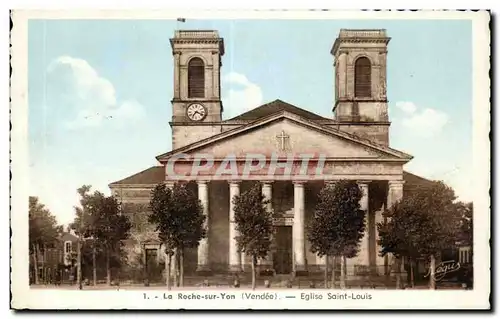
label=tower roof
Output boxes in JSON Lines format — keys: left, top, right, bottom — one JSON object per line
{"left": 331, "top": 29, "right": 391, "bottom": 55}
{"left": 170, "top": 29, "right": 225, "bottom": 55}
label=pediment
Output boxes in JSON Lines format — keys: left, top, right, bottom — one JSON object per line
{"left": 157, "top": 112, "right": 412, "bottom": 162}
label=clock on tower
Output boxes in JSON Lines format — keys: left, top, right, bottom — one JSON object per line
{"left": 186, "top": 103, "right": 207, "bottom": 121}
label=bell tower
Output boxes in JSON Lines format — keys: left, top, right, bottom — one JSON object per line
{"left": 331, "top": 29, "right": 391, "bottom": 123}
{"left": 170, "top": 30, "right": 225, "bottom": 149}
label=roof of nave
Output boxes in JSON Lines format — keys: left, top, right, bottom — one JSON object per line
{"left": 109, "top": 166, "right": 165, "bottom": 187}
{"left": 224, "top": 99, "right": 330, "bottom": 122}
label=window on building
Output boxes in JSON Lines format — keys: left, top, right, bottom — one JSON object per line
{"left": 354, "top": 57, "right": 372, "bottom": 98}
{"left": 188, "top": 57, "right": 205, "bottom": 98}
{"left": 459, "top": 247, "right": 471, "bottom": 264}
{"left": 64, "top": 241, "right": 72, "bottom": 254}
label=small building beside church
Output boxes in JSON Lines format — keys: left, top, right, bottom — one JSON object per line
{"left": 110, "top": 29, "right": 432, "bottom": 279}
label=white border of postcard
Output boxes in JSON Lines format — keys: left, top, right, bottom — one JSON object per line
{"left": 10, "top": 9, "right": 490, "bottom": 310}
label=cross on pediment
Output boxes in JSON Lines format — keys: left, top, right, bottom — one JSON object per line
{"left": 276, "top": 130, "right": 290, "bottom": 151}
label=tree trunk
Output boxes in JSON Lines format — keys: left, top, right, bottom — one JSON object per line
{"left": 77, "top": 238, "right": 82, "bottom": 289}
{"left": 106, "top": 249, "right": 111, "bottom": 286}
{"left": 340, "top": 255, "right": 346, "bottom": 289}
{"left": 92, "top": 243, "right": 97, "bottom": 286}
{"left": 331, "top": 256, "right": 336, "bottom": 289}
{"left": 395, "top": 257, "right": 402, "bottom": 289}
{"left": 166, "top": 254, "right": 171, "bottom": 290}
{"left": 175, "top": 249, "right": 181, "bottom": 287}
{"left": 429, "top": 254, "right": 436, "bottom": 290}
{"left": 172, "top": 249, "right": 178, "bottom": 288}
{"left": 179, "top": 248, "right": 184, "bottom": 287}
{"left": 251, "top": 255, "right": 257, "bottom": 290}
{"left": 41, "top": 245, "right": 46, "bottom": 284}
{"left": 410, "top": 258, "right": 415, "bottom": 288}
{"left": 324, "top": 255, "right": 329, "bottom": 289}
{"left": 32, "top": 244, "right": 39, "bottom": 285}
{"left": 143, "top": 247, "right": 148, "bottom": 286}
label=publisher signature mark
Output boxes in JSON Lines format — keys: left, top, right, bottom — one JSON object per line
{"left": 424, "top": 260, "right": 461, "bottom": 281}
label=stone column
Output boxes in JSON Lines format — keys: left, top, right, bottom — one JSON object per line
{"left": 379, "top": 51, "right": 388, "bottom": 100}
{"left": 293, "top": 181, "right": 307, "bottom": 274}
{"left": 386, "top": 180, "right": 405, "bottom": 275}
{"left": 212, "top": 51, "right": 220, "bottom": 99}
{"left": 357, "top": 181, "right": 370, "bottom": 269}
{"left": 197, "top": 181, "right": 210, "bottom": 273}
{"left": 337, "top": 51, "right": 347, "bottom": 99}
{"left": 173, "top": 52, "right": 181, "bottom": 99}
{"left": 259, "top": 181, "right": 274, "bottom": 273}
{"left": 179, "top": 66, "right": 187, "bottom": 100}
{"left": 387, "top": 180, "right": 404, "bottom": 208}
{"left": 229, "top": 181, "right": 242, "bottom": 273}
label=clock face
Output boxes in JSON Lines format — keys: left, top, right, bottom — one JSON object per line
{"left": 186, "top": 103, "right": 207, "bottom": 121}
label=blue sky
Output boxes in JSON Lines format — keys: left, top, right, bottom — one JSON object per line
{"left": 28, "top": 19, "right": 472, "bottom": 225}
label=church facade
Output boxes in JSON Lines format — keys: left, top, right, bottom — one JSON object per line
{"left": 110, "top": 29, "right": 430, "bottom": 278}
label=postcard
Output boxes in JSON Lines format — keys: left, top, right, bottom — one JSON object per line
{"left": 10, "top": 9, "right": 490, "bottom": 310}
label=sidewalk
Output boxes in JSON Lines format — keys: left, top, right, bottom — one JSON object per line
{"left": 29, "top": 283, "right": 465, "bottom": 290}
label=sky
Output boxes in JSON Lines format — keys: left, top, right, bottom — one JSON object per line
{"left": 28, "top": 18, "right": 472, "bottom": 226}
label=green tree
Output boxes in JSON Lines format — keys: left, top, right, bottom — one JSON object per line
{"left": 70, "top": 185, "right": 97, "bottom": 287}
{"left": 93, "top": 194, "right": 132, "bottom": 285}
{"left": 308, "top": 184, "right": 335, "bottom": 288}
{"left": 232, "top": 184, "right": 273, "bottom": 290}
{"left": 377, "top": 199, "right": 422, "bottom": 288}
{"left": 71, "top": 186, "right": 131, "bottom": 286}
{"left": 308, "top": 180, "right": 365, "bottom": 289}
{"left": 70, "top": 186, "right": 110, "bottom": 287}
{"left": 456, "top": 202, "right": 473, "bottom": 246}
{"left": 378, "top": 181, "right": 460, "bottom": 289}
{"left": 149, "top": 182, "right": 206, "bottom": 289}
{"left": 29, "top": 196, "right": 62, "bottom": 284}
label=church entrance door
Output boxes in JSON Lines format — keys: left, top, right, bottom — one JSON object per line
{"left": 273, "top": 226, "right": 293, "bottom": 274}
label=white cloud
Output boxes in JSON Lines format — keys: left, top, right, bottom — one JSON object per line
{"left": 406, "top": 161, "right": 473, "bottom": 203}
{"left": 395, "top": 101, "right": 417, "bottom": 114}
{"left": 47, "top": 56, "right": 145, "bottom": 129}
{"left": 443, "top": 167, "right": 473, "bottom": 202}
{"left": 394, "top": 101, "right": 449, "bottom": 138}
{"left": 402, "top": 108, "right": 449, "bottom": 137}
{"left": 222, "top": 72, "right": 263, "bottom": 118}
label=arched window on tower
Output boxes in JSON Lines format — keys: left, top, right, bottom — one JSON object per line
{"left": 188, "top": 57, "right": 205, "bottom": 98}
{"left": 354, "top": 57, "right": 372, "bottom": 98}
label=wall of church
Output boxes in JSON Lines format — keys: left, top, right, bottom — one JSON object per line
{"left": 357, "top": 101, "right": 388, "bottom": 122}
{"left": 171, "top": 124, "right": 223, "bottom": 149}
{"left": 118, "top": 202, "right": 162, "bottom": 281}
{"left": 325, "top": 123, "right": 390, "bottom": 146}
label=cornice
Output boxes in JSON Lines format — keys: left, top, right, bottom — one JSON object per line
{"left": 169, "top": 121, "right": 223, "bottom": 126}
{"left": 169, "top": 38, "right": 225, "bottom": 55}
{"left": 172, "top": 98, "right": 222, "bottom": 103}
{"left": 331, "top": 38, "right": 391, "bottom": 55}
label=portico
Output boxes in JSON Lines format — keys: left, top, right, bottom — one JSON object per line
{"left": 154, "top": 110, "right": 411, "bottom": 275}
{"left": 153, "top": 177, "right": 405, "bottom": 276}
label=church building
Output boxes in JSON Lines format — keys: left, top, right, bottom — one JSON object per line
{"left": 109, "top": 29, "right": 431, "bottom": 278}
